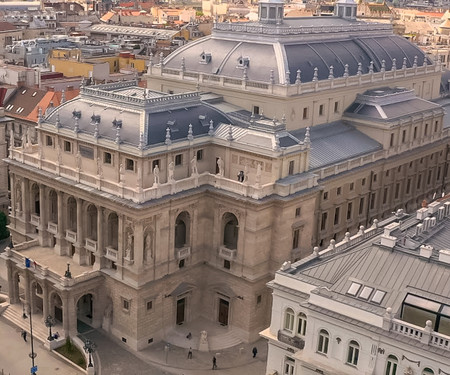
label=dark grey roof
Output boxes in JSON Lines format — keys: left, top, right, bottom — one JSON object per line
{"left": 290, "top": 121, "right": 382, "bottom": 169}
{"left": 164, "top": 17, "right": 429, "bottom": 84}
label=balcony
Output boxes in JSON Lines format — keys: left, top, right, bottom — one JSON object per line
{"left": 219, "top": 246, "right": 236, "bottom": 261}
{"left": 47, "top": 222, "right": 58, "bottom": 235}
{"left": 30, "top": 214, "right": 40, "bottom": 227}
{"left": 176, "top": 246, "right": 191, "bottom": 260}
{"left": 65, "top": 230, "right": 77, "bottom": 243}
{"left": 277, "top": 330, "right": 305, "bottom": 350}
{"left": 105, "top": 246, "right": 118, "bottom": 261}
{"left": 85, "top": 238, "right": 97, "bottom": 252}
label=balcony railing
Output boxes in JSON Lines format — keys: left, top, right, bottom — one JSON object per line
{"left": 176, "top": 246, "right": 191, "bottom": 260}
{"left": 219, "top": 246, "right": 236, "bottom": 260}
{"left": 30, "top": 214, "right": 40, "bottom": 227}
{"left": 65, "top": 230, "right": 77, "bottom": 243}
{"left": 105, "top": 246, "right": 118, "bottom": 261}
{"left": 85, "top": 238, "right": 97, "bottom": 252}
{"left": 277, "top": 330, "right": 305, "bottom": 350}
{"left": 47, "top": 222, "right": 58, "bottom": 235}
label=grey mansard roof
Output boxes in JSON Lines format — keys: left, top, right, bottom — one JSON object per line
{"left": 162, "top": 16, "right": 430, "bottom": 84}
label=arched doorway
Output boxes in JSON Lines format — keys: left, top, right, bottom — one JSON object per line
{"left": 51, "top": 293, "right": 63, "bottom": 323}
{"left": 175, "top": 211, "right": 190, "bottom": 249}
{"left": 222, "top": 213, "right": 239, "bottom": 249}
{"left": 77, "top": 293, "right": 93, "bottom": 333}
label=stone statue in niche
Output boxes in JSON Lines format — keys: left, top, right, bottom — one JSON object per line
{"left": 168, "top": 161, "right": 175, "bottom": 181}
{"left": 119, "top": 163, "right": 124, "bottom": 182}
{"left": 191, "top": 155, "right": 198, "bottom": 175}
{"left": 217, "top": 157, "right": 224, "bottom": 176}
{"left": 199, "top": 330, "right": 209, "bottom": 352}
{"left": 125, "top": 230, "right": 133, "bottom": 260}
{"left": 76, "top": 151, "right": 82, "bottom": 170}
{"left": 15, "top": 185, "right": 22, "bottom": 212}
{"left": 144, "top": 232, "right": 153, "bottom": 260}
{"left": 21, "top": 132, "right": 26, "bottom": 148}
{"left": 97, "top": 157, "right": 103, "bottom": 177}
{"left": 153, "top": 164, "right": 160, "bottom": 185}
{"left": 255, "top": 163, "right": 262, "bottom": 185}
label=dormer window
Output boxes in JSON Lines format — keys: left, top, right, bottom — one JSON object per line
{"left": 112, "top": 118, "right": 122, "bottom": 128}
{"left": 72, "top": 110, "right": 81, "bottom": 119}
{"left": 237, "top": 56, "right": 250, "bottom": 69}
{"left": 91, "top": 114, "right": 101, "bottom": 124}
{"left": 199, "top": 52, "right": 211, "bottom": 65}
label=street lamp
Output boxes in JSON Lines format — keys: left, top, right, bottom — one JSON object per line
{"left": 64, "top": 262, "right": 72, "bottom": 278}
{"left": 22, "top": 303, "right": 37, "bottom": 374}
{"left": 44, "top": 315, "right": 55, "bottom": 341}
{"left": 83, "top": 339, "right": 96, "bottom": 368}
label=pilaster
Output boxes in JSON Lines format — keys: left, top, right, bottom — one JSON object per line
{"left": 73, "top": 198, "right": 84, "bottom": 265}
{"left": 54, "top": 191, "right": 65, "bottom": 255}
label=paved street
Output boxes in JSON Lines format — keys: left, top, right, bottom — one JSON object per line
{"left": 0, "top": 317, "right": 83, "bottom": 375}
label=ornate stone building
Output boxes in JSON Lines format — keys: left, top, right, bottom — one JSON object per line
{"left": 2, "top": 0, "right": 450, "bottom": 353}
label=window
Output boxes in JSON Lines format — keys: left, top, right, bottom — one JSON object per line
{"left": 424, "top": 123, "right": 428, "bottom": 136}
{"left": 435, "top": 120, "right": 439, "bottom": 132}
{"left": 395, "top": 183, "right": 400, "bottom": 199}
{"left": 284, "top": 308, "right": 295, "bottom": 332}
{"left": 46, "top": 135, "right": 53, "bottom": 147}
{"left": 224, "top": 259, "right": 231, "bottom": 269}
{"left": 297, "top": 313, "right": 307, "bottom": 336}
{"left": 317, "top": 329, "right": 329, "bottom": 354}
{"left": 383, "top": 188, "right": 388, "bottom": 204}
{"left": 350, "top": 182, "right": 354, "bottom": 191}
{"left": 385, "top": 355, "right": 398, "bottom": 375}
{"left": 319, "top": 104, "right": 324, "bottom": 116}
{"left": 337, "top": 187, "right": 341, "bottom": 195}
{"left": 427, "top": 170, "right": 432, "bottom": 185}
{"left": 123, "top": 298, "right": 130, "bottom": 311}
{"left": 64, "top": 141, "right": 71, "bottom": 153}
{"left": 370, "top": 193, "right": 376, "bottom": 210}
{"left": 347, "top": 340, "right": 360, "bottom": 366}
{"left": 334, "top": 207, "right": 340, "bottom": 225}
{"left": 104, "top": 152, "right": 112, "bottom": 164}
{"left": 398, "top": 166, "right": 401, "bottom": 172}
{"left": 284, "top": 357, "right": 295, "bottom": 375}
{"left": 371, "top": 290, "right": 386, "bottom": 304}
{"left": 196, "top": 149, "right": 203, "bottom": 161}
{"left": 292, "top": 229, "right": 300, "bottom": 249}
{"left": 347, "top": 202, "right": 352, "bottom": 220}
{"left": 362, "top": 178, "right": 366, "bottom": 186}
{"left": 295, "top": 207, "right": 301, "bottom": 217}
{"left": 321, "top": 212, "right": 328, "bottom": 231}
{"left": 126, "top": 158, "right": 135, "bottom": 171}
{"left": 422, "top": 368, "right": 434, "bottom": 375}
{"left": 146, "top": 300, "right": 153, "bottom": 310}
{"left": 334, "top": 101, "right": 339, "bottom": 113}
{"left": 390, "top": 133, "right": 394, "bottom": 147}
{"left": 359, "top": 197, "right": 365, "bottom": 215}
{"left": 179, "top": 259, "right": 185, "bottom": 268}
{"left": 413, "top": 126, "right": 417, "bottom": 139}
{"left": 373, "top": 174, "right": 377, "bottom": 182}
{"left": 359, "top": 286, "right": 373, "bottom": 300}
{"left": 417, "top": 174, "right": 422, "bottom": 189}
{"left": 257, "top": 295, "right": 262, "bottom": 305}
{"left": 406, "top": 178, "right": 411, "bottom": 194}
{"left": 152, "top": 159, "right": 160, "bottom": 170}
{"left": 302, "top": 107, "right": 308, "bottom": 120}
{"left": 347, "top": 282, "right": 361, "bottom": 296}
{"left": 386, "top": 170, "right": 389, "bottom": 177}
{"left": 253, "top": 105, "right": 260, "bottom": 115}
{"left": 175, "top": 154, "right": 183, "bottom": 166}
{"left": 288, "top": 161, "right": 294, "bottom": 175}
{"left": 402, "top": 129, "right": 406, "bottom": 143}
{"left": 437, "top": 167, "right": 441, "bottom": 181}
{"left": 323, "top": 191, "right": 328, "bottom": 200}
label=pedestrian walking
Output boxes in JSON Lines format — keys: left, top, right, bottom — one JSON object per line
{"left": 21, "top": 329, "right": 27, "bottom": 342}
{"left": 187, "top": 347, "right": 192, "bottom": 359}
{"left": 252, "top": 346, "right": 258, "bottom": 358}
{"left": 212, "top": 356, "right": 217, "bottom": 370}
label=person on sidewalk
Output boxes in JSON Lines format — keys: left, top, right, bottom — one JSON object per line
{"left": 187, "top": 347, "right": 192, "bottom": 359}
{"left": 212, "top": 356, "right": 217, "bottom": 370}
{"left": 21, "top": 329, "right": 27, "bottom": 342}
{"left": 252, "top": 346, "right": 258, "bottom": 358}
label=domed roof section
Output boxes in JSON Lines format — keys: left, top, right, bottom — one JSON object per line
{"left": 43, "top": 81, "right": 233, "bottom": 148}
{"left": 162, "top": 4, "right": 429, "bottom": 85}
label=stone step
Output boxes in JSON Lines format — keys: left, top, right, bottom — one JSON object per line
{"left": 209, "top": 331, "right": 242, "bottom": 351}
{"left": 1, "top": 305, "right": 50, "bottom": 343}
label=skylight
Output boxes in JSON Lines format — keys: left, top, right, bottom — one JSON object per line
{"left": 359, "top": 286, "right": 373, "bottom": 300}
{"left": 347, "top": 282, "right": 361, "bottom": 296}
{"left": 371, "top": 290, "right": 386, "bottom": 304}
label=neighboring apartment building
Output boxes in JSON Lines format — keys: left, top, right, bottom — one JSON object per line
{"left": 262, "top": 200, "right": 450, "bottom": 375}
{"left": 0, "top": 22, "right": 22, "bottom": 54}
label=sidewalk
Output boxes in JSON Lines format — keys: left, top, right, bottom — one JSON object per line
{"left": 0, "top": 316, "right": 84, "bottom": 375}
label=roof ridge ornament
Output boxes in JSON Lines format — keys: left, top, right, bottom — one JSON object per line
{"left": 357, "top": 62, "right": 362, "bottom": 76}
{"left": 94, "top": 121, "right": 99, "bottom": 139}
{"left": 55, "top": 112, "right": 61, "bottom": 128}
{"left": 304, "top": 126, "right": 311, "bottom": 145}
{"left": 413, "top": 55, "right": 418, "bottom": 68}
{"left": 187, "top": 123, "right": 194, "bottom": 141}
{"left": 295, "top": 69, "right": 301, "bottom": 84}
{"left": 114, "top": 124, "right": 120, "bottom": 144}
{"left": 227, "top": 124, "right": 234, "bottom": 141}
{"left": 74, "top": 116, "right": 79, "bottom": 133}
{"left": 328, "top": 65, "right": 334, "bottom": 80}
{"left": 61, "top": 89, "right": 66, "bottom": 104}
{"left": 369, "top": 61, "right": 374, "bottom": 74}
{"left": 243, "top": 66, "right": 248, "bottom": 81}
{"left": 381, "top": 60, "right": 386, "bottom": 73}
{"left": 138, "top": 132, "right": 144, "bottom": 149}
{"left": 269, "top": 69, "right": 275, "bottom": 85}
{"left": 343, "top": 64, "right": 349, "bottom": 78}
{"left": 274, "top": 133, "right": 280, "bottom": 151}
{"left": 165, "top": 126, "right": 172, "bottom": 145}
{"left": 37, "top": 106, "right": 43, "bottom": 125}
{"left": 159, "top": 52, "right": 164, "bottom": 67}
{"left": 285, "top": 71, "right": 290, "bottom": 85}
{"left": 312, "top": 67, "right": 318, "bottom": 82}
{"left": 402, "top": 57, "right": 407, "bottom": 70}
{"left": 208, "top": 120, "right": 214, "bottom": 136}
{"left": 392, "top": 58, "right": 397, "bottom": 72}
{"left": 181, "top": 57, "right": 185, "bottom": 72}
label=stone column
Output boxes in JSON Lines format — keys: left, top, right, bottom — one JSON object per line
{"left": 134, "top": 220, "right": 144, "bottom": 271}
{"left": 42, "top": 283, "right": 49, "bottom": 319}
{"left": 93, "top": 206, "right": 103, "bottom": 270}
{"left": 118, "top": 213, "right": 124, "bottom": 272}
{"left": 10, "top": 173, "right": 15, "bottom": 218}
{"left": 22, "top": 178, "right": 30, "bottom": 233}
{"left": 39, "top": 184, "right": 48, "bottom": 246}
{"left": 54, "top": 191, "right": 65, "bottom": 255}
{"left": 6, "top": 258, "right": 19, "bottom": 304}
{"left": 61, "top": 292, "right": 71, "bottom": 337}
{"left": 73, "top": 198, "right": 84, "bottom": 265}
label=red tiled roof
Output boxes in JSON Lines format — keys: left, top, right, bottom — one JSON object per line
{"left": 0, "top": 22, "right": 17, "bottom": 32}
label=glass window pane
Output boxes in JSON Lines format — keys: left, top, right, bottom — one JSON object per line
{"left": 348, "top": 282, "right": 361, "bottom": 296}
{"left": 359, "top": 286, "right": 373, "bottom": 300}
{"left": 402, "top": 305, "right": 437, "bottom": 328}
{"left": 372, "top": 290, "right": 386, "bottom": 304}
{"left": 404, "top": 294, "right": 441, "bottom": 312}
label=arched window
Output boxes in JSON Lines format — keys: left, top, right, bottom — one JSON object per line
{"left": 422, "top": 369, "right": 434, "bottom": 375}
{"left": 346, "top": 340, "right": 360, "bottom": 366}
{"left": 222, "top": 213, "right": 238, "bottom": 249}
{"left": 297, "top": 313, "right": 307, "bottom": 336}
{"left": 175, "top": 211, "right": 190, "bottom": 248}
{"left": 385, "top": 355, "right": 398, "bottom": 375}
{"left": 284, "top": 308, "right": 294, "bottom": 332}
{"left": 317, "top": 329, "right": 329, "bottom": 354}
